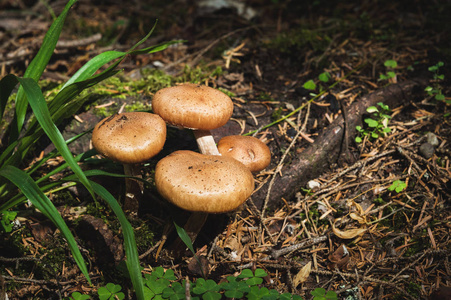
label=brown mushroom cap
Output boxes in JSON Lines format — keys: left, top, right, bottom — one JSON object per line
{"left": 92, "top": 112, "right": 166, "bottom": 164}
{"left": 152, "top": 83, "right": 233, "bottom": 130}
{"left": 217, "top": 135, "right": 271, "bottom": 172}
{"left": 155, "top": 150, "right": 254, "bottom": 213}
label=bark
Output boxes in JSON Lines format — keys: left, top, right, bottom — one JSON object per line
{"left": 252, "top": 78, "right": 428, "bottom": 209}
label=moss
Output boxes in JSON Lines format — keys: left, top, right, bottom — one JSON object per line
{"left": 131, "top": 221, "right": 155, "bottom": 253}
{"left": 406, "top": 282, "right": 421, "bottom": 298}
{"left": 271, "top": 107, "right": 284, "bottom": 121}
{"left": 266, "top": 27, "right": 331, "bottom": 54}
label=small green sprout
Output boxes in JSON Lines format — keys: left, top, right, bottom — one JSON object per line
{"left": 98, "top": 283, "right": 125, "bottom": 300}
{"left": 68, "top": 292, "right": 90, "bottom": 300}
{"left": 1, "top": 210, "right": 17, "bottom": 233}
{"left": 303, "top": 79, "right": 317, "bottom": 91}
{"left": 311, "top": 287, "right": 338, "bottom": 300}
{"left": 318, "top": 72, "right": 331, "bottom": 83}
{"left": 379, "top": 59, "right": 397, "bottom": 80}
{"left": 388, "top": 180, "right": 407, "bottom": 193}
{"left": 425, "top": 61, "right": 447, "bottom": 102}
{"left": 355, "top": 102, "right": 392, "bottom": 143}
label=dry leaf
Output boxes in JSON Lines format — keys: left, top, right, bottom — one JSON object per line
{"left": 292, "top": 261, "right": 312, "bottom": 287}
{"left": 332, "top": 219, "right": 367, "bottom": 239}
{"left": 349, "top": 212, "right": 367, "bottom": 224}
{"left": 328, "top": 244, "right": 350, "bottom": 270}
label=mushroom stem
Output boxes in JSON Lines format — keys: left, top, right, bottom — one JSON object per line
{"left": 123, "top": 163, "right": 143, "bottom": 213}
{"left": 193, "top": 130, "right": 220, "bottom": 155}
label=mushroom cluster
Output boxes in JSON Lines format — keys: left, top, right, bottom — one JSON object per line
{"left": 90, "top": 83, "right": 271, "bottom": 248}
{"left": 152, "top": 83, "right": 271, "bottom": 244}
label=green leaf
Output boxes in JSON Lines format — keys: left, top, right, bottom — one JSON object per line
{"left": 377, "top": 102, "right": 390, "bottom": 111}
{"left": 248, "top": 286, "right": 270, "bottom": 300}
{"left": 371, "top": 132, "right": 379, "bottom": 139}
{"left": 384, "top": 60, "right": 397, "bottom": 68}
{"left": 238, "top": 269, "right": 254, "bottom": 279}
{"left": 0, "top": 74, "right": 18, "bottom": 125}
{"left": 106, "top": 283, "right": 122, "bottom": 294}
{"left": 388, "top": 180, "right": 407, "bottom": 193}
{"left": 69, "top": 291, "right": 90, "bottom": 300}
{"left": 386, "top": 71, "right": 396, "bottom": 78}
{"left": 0, "top": 165, "right": 91, "bottom": 284}
{"left": 174, "top": 221, "right": 196, "bottom": 254}
{"left": 325, "top": 290, "right": 338, "bottom": 299}
{"left": 318, "top": 72, "right": 331, "bottom": 83}
{"left": 355, "top": 136, "right": 362, "bottom": 143}
{"left": 98, "top": 286, "right": 112, "bottom": 300}
{"left": 366, "top": 106, "right": 379, "bottom": 113}
{"left": 254, "top": 268, "right": 268, "bottom": 277}
{"left": 0, "top": 210, "right": 17, "bottom": 233}
{"left": 162, "top": 281, "right": 186, "bottom": 299}
{"left": 202, "top": 291, "right": 222, "bottom": 300}
{"left": 16, "top": 77, "right": 95, "bottom": 199}
{"left": 435, "top": 93, "right": 445, "bottom": 101}
{"left": 163, "top": 269, "right": 177, "bottom": 280}
{"left": 303, "top": 80, "right": 317, "bottom": 90}
{"left": 379, "top": 74, "right": 389, "bottom": 80}
{"left": 364, "top": 118, "right": 379, "bottom": 128}
{"left": 13, "top": 0, "right": 78, "bottom": 139}
{"left": 147, "top": 279, "right": 170, "bottom": 295}
{"left": 311, "top": 288, "right": 326, "bottom": 297}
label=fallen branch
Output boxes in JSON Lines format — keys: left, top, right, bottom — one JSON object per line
{"left": 252, "top": 78, "right": 428, "bottom": 209}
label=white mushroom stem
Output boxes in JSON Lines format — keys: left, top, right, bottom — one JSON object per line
{"left": 193, "top": 130, "right": 220, "bottom": 155}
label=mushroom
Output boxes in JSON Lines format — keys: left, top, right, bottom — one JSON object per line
{"left": 217, "top": 135, "right": 271, "bottom": 172}
{"left": 155, "top": 150, "right": 254, "bottom": 242}
{"left": 92, "top": 112, "right": 166, "bottom": 212}
{"left": 152, "top": 83, "right": 233, "bottom": 155}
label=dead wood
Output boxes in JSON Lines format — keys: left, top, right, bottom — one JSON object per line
{"left": 252, "top": 78, "right": 429, "bottom": 210}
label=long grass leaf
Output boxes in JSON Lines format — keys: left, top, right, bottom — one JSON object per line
{"left": 174, "top": 222, "right": 196, "bottom": 254}
{"left": 89, "top": 181, "right": 145, "bottom": 300}
{"left": 16, "top": 77, "right": 95, "bottom": 199}
{"left": 0, "top": 165, "right": 91, "bottom": 284}
{"left": 0, "top": 74, "right": 18, "bottom": 125}
{"left": 12, "top": 0, "right": 78, "bottom": 139}
{"left": 60, "top": 51, "right": 125, "bottom": 90}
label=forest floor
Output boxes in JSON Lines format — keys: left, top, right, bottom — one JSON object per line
{"left": 0, "top": 0, "right": 450, "bottom": 299}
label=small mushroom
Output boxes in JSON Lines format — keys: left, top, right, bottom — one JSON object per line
{"left": 152, "top": 83, "right": 233, "bottom": 155}
{"left": 155, "top": 150, "right": 254, "bottom": 242}
{"left": 217, "top": 135, "right": 271, "bottom": 172}
{"left": 92, "top": 112, "right": 166, "bottom": 212}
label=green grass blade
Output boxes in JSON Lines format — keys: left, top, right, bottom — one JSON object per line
{"left": 89, "top": 181, "right": 145, "bottom": 300}
{"left": 0, "top": 165, "right": 91, "bottom": 284}
{"left": 174, "top": 222, "right": 196, "bottom": 254}
{"left": 0, "top": 181, "right": 62, "bottom": 212}
{"left": 12, "top": 0, "right": 78, "bottom": 139}
{"left": 40, "top": 66, "right": 121, "bottom": 128}
{"left": 16, "top": 77, "right": 95, "bottom": 199}
{"left": 60, "top": 51, "right": 125, "bottom": 90}
{"left": 0, "top": 74, "right": 18, "bottom": 125}
{"left": 128, "top": 40, "right": 184, "bottom": 56}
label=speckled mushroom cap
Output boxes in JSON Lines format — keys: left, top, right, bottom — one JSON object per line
{"left": 152, "top": 83, "right": 234, "bottom": 130}
{"left": 92, "top": 112, "right": 166, "bottom": 164}
{"left": 217, "top": 135, "right": 271, "bottom": 172}
{"left": 155, "top": 150, "right": 254, "bottom": 213}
